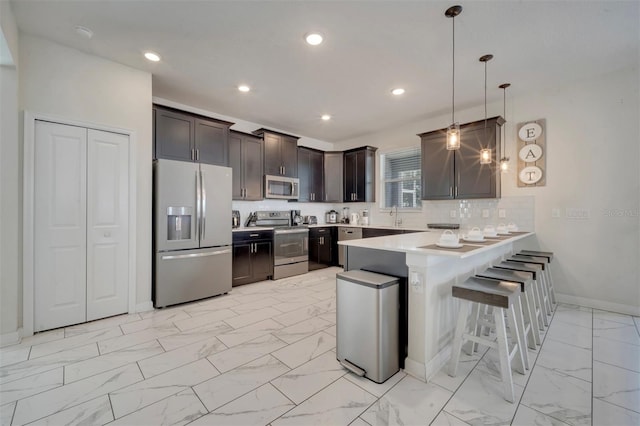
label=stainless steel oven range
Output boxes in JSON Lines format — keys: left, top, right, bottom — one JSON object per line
{"left": 250, "top": 210, "right": 309, "bottom": 280}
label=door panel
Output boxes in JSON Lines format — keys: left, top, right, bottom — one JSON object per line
{"left": 229, "top": 132, "right": 243, "bottom": 199}
{"left": 35, "top": 121, "right": 87, "bottom": 331}
{"left": 154, "top": 159, "right": 199, "bottom": 252}
{"left": 86, "top": 129, "right": 129, "bottom": 321}
{"left": 155, "top": 108, "right": 194, "bottom": 161}
{"left": 243, "top": 136, "right": 263, "bottom": 200}
{"left": 195, "top": 118, "right": 227, "bottom": 166}
{"left": 263, "top": 133, "right": 281, "bottom": 176}
{"left": 200, "top": 163, "right": 232, "bottom": 247}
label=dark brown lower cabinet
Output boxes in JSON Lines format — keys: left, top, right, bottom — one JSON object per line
{"left": 309, "top": 227, "right": 334, "bottom": 270}
{"left": 232, "top": 231, "right": 273, "bottom": 286}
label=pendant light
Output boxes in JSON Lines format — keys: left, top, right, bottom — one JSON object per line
{"left": 499, "top": 83, "right": 511, "bottom": 172}
{"left": 445, "top": 5, "right": 462, "bottom": 150}
{"left": 479, "top": 54, "right": 493, "bottom": 164}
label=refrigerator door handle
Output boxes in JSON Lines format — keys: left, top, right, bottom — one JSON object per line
{"left": 196, "top": 169, "right": 202, "bottom": 242}
{"left": 161, "top": 248, "right": 232, "bottom": 260}
{"left": 201, "top": 170, "right": 206, "bottom": 240}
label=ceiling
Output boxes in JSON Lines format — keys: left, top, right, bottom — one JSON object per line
{"left": 10, "top": 0, "right": 639, "bottom": 143}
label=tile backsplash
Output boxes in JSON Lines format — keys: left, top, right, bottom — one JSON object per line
{"left": 232, "top": 196, "right": 534, "bottom": 232}
{"left": 367, "top": 196, "right": 535, "bottom": 232}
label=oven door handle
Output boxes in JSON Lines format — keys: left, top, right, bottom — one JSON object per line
{"left": 274, "top": 229, "right": 309, "bottom": 235}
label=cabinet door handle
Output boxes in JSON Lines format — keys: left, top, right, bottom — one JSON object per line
{"left": 450, "top": 186, "right": 453, "bottom": 197}
{"left": 283, "top": 166, "right": 286, "bottom": 175}
{"left": 455, "top": 187, "right": 458, "bottom": 197}
{"left": 191, "top": 148, "right": 195, "bottom": 161}
{"left": 249, "top": 233, "right": 259, "bottom": 237}
{"left": 196, "top": 149, "right": 200, "bottom": 161}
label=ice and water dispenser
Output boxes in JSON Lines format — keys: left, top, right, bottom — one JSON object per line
{"left": 166, "top": 206, "right": 192, "bottom": 240}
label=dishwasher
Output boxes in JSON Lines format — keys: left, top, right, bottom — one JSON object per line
{"left": 338, "top": 226, "right": 362, "bottom": 266}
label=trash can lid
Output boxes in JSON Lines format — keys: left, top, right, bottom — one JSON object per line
{"left": 337, "top": 270, "right": 399, "bottom": 288}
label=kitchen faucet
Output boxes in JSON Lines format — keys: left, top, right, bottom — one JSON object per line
{"left": 390, "top": 205, "right": 402, "bottom": 227}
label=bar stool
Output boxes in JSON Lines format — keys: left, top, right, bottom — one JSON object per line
{"left": 518, "top": 250, "right": 557, "bottom": 306}
{"left": 476, "top": 267, "right": 540, "bottom": 352}
{"left": 510, "top": 255, "right": 555, "bottom": 312}
{"left": 493, "top": 261, "right": 549, "bottom": 329}
{"left": 449, "top": 277, "right": 525, "bottom": 403}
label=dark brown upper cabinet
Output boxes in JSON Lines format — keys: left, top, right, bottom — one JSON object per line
{"left": 229, "top": 130, "right": 264, "bottom": 201}
{"left": 343, "top": 146, "right": 377, "bottom": 202}
{"left": 323, "top": 151, "right": 344, "bottom": 202}
{"left": 297, "top": 146, "right": 324, "bottom": 202}
{"left": 252, "top": 128, "right": 299, "bottom": 178}
{"left": 420, "top": 116, "right": 504, "bottom": 200}
{"left": 153, "top": 105, "right": 233, "bottom": 166}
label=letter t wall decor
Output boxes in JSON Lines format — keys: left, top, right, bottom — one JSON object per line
{"left": 517, "top": 119, "right": 546, "bottom": 187}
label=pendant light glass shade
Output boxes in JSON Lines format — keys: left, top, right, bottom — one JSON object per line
{"left": 480, "top": 148, "right": 491, "bottom": 164}
{"left": 445, "top": 5, "right": 462, "bottom": 150}
{"left": 446, "top": 123, "right": 460, "bottom": 150}
{"left": 479, "top": 54, "right": 493, "bottom": 164}
{"left": 499, "top": 83, "right": 511, "bottom": 172}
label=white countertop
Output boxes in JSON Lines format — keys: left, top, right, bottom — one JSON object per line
{"left": 338, "top": 231, "right": 534, "bottom": 258}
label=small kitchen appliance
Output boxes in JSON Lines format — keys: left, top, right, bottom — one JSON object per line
{"left": 232, "top": 210, "right": 241, "bottom": 228}
{"left": 326, "top": 209, "right": 338, "bottom": 224}
{"left": 290, "top": 209, "right": 303, "bottom": 226}
{"left": 350, "top": 212, "right": 360, "bottom": 225}
{"left": 341, "top": 207, "right": 350, "bottom": 223}
{"left": 361, "top": 209, "right": 370, "bottom": 226}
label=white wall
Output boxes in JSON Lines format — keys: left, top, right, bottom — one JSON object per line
{"left": 0, "top": 0, "right": 20, "bottom": 342}
{"left": 18, "top": 34, "right": 153, "bottom": 317}
{"left": 339, "top": 66, "right": 640, "bottom": 315}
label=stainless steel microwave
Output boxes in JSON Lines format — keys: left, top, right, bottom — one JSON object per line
{"left": 264, "top": 174, "right": 299, "bottom": 200}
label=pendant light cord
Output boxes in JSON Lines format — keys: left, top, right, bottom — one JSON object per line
{"left": 484, "top": 60, "right": 487, "bottom": 130}
{"left": 452, "top": 15, "right": 455, "bottom": 124}
{"left": 502, "top": 87, "right": 506, "bottom": 154}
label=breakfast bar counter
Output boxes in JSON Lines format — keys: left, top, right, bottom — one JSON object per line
{"left": 338, "top": 231, "right": 534, "bottom": 382}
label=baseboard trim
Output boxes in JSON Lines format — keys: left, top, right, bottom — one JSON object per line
{"left": 403, "top": 357, "right": 426, "bottom": 382}
{"left": 135, "top": 301, "right": 154, "bottom": 313}
{"left": 425, "top": 345, "right": 452, "bottom": 382}
{"left": 556, "top": 293, "right": 640, "bottom": 316}
{"left": 0, "top": 328, "right": 22, "bottom": 347}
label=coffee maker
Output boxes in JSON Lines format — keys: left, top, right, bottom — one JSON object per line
{"left": 232, "top": 210, "right": 241, "bottom": 228}
{"left": 290, "top": 209, "right": 302, "bottom": 226}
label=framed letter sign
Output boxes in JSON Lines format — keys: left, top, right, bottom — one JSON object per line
{"left": 517, "top": 119, "right": 546, "bottom": 187}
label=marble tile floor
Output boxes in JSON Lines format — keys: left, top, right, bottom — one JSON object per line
{"left": 0, "top": 267, "right": 638, "bottom": 425}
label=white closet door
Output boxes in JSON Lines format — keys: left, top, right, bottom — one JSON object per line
{"left": 35, "top": 121, "right": 87, "bottom": 331}
{"left": 86, "top": 129, "right": 129, "bottom": 321}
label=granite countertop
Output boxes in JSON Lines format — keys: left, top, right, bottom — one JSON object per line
{"left": 338, "top": 231, "right": 534, "bottom": 259}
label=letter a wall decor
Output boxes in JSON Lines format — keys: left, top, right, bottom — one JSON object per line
{"left": 517, "top": 119, "right": 546, "bottom": 187}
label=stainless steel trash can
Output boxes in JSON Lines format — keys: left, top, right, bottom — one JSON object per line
{"left": 336, "top": 269, "right": 399, "bottom": 383}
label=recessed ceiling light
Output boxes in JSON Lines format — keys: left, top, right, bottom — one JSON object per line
{"left": 238, "top": 85, "right": 250, "bottom": 93}
{"left": 321, "top": 114, "right": 331, "bottom": 121}
{"left": 75, "top": 25, "right": 93, "bottom": 39}
{"left": 144, "top": 51, "right": 161, "bottom": 62}
{"left": 305, "top": 33, "right": 324, "bottom": 46}
{"left": 391, "top": 88, "right": 405, "bottom": 96}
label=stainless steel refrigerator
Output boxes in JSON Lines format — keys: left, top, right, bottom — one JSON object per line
{"left": 153, "top": 159, "right": 232, "bottom": 307}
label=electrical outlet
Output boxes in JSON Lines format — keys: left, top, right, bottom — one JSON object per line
{"left": 482, "top": 209, "right": 489, "bottom": 218}
{"left": 498, "top": 209, "right": 506, "bottom": 218}
{"left": 552, "top": 208, "right": 561, "bottom": 218}
{"left": 410, "top": 271, "right": 424, "bottom": 294}
{"left": 566, "top": 208, "right": 590, "bottom": 219}
{"left": 450, "top": 210, "right": 457, "bottom": 218}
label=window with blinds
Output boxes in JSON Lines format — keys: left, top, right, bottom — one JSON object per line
{"left": 380, "top": 147, "right": 421, "bottom": 209}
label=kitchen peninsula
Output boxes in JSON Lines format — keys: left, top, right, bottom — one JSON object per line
{"left": 339, "top": 231, "right": 534, "bottom": 382}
